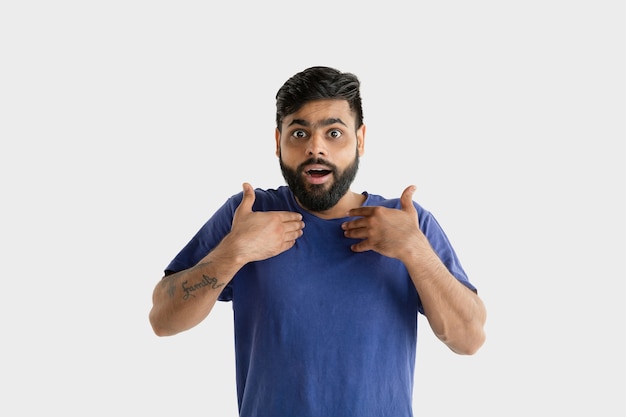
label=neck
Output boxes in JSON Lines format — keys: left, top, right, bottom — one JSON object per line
{"left": 297, "top": 191, "right": 365, "bottom": 219}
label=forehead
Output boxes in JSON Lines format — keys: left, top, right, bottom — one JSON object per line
{"left": 283, "top": 99, "right": 354, "bottom": 126}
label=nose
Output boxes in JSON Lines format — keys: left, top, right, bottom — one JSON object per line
{"left": 306, "top": 132, "right": 327, "bottom": 157}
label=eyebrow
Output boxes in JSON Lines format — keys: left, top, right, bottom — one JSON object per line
{"left": 287, "top": 118, "right": 348, "bottom": 128}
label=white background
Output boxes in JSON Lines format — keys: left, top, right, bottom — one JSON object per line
{"left": 2, "top": 1, "right": 624, "bottom": 415}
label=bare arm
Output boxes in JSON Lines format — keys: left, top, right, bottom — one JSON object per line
{"left": 399, "top": 247, "right": 486, "bottom": 355}
{"left": 342, "top": 185, "right": 486, "bottom": 355}
{"left": 149, "top": 183, "right": 305, "bottom": 336}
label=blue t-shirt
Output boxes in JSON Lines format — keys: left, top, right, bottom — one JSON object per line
{"left": 166, "top": 186, "right": 475, "bottom": 417}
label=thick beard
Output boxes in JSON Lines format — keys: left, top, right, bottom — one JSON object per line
{"left": 280, "top": 151, "right": 359, "bottom": 212}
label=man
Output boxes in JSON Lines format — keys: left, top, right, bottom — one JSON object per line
{"left": 149, "top": 66, "right": 486, "bottom": 417}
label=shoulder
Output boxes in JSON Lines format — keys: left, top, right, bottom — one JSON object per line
{"left": 363, "top": 191, "right": 431, "bottom": 218}
{"left": 232, "top": 185, "right": 296, "bottom": 211}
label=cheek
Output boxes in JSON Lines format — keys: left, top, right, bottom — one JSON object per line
{"left": 277, "top": 147, "right": 300, "bottom": 169}
{"left": 338, "top": 144, "right": 359, "bottom": 160}
{"left": 277, "top": 142, "right": 302, "bottom": 161}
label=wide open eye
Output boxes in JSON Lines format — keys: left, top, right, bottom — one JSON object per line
{"left": 292, "top": 129, "right": 308, "bottom": 139}
{"left": 328, "top": 129, "right": 342, "bottom": 139}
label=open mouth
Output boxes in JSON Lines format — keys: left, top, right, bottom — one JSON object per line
{"left": 306, "top": 169, "right": 332, "bottom": 178}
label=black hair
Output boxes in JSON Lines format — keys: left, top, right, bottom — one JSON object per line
{"left": 275, "top": 66, "right": 363, "bottom": 132}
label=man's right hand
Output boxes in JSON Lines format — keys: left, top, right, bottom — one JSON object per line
{"left": 227, "top": 182, "right": 305, "bottom": 264}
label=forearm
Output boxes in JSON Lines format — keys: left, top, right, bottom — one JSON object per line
{"left": 403, "top": 248, "right": 486, "bottom": 355}
{"left": 149, "top": 237, "right": 246, "bottom": 337}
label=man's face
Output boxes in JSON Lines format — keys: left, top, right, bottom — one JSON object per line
{"left": 275, "top": 99, "right": 365, "bottom": 212}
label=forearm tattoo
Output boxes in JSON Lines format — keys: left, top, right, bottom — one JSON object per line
{"left": 167, "top": 279, "right": 176, "bottom": 298}
{"left": 182, "top": 274, "right": 225, "bottom": 300}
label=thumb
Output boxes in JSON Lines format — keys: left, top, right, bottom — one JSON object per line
{"left": 237, "top": 182, "right": 256, "bottom": 213}
{"left": 400, "top": 185, "right": 417, "bottom": 212}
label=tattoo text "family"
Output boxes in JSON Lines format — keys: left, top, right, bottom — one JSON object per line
{"left": 182, "top": 275, "right": 224, "bottom": 300}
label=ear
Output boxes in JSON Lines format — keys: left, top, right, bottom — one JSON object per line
{"left": 275, "top": 128, "right": 281, "bottom": 157}
{"left": 357, "top": 124, "right": 366, "bottom": 156}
